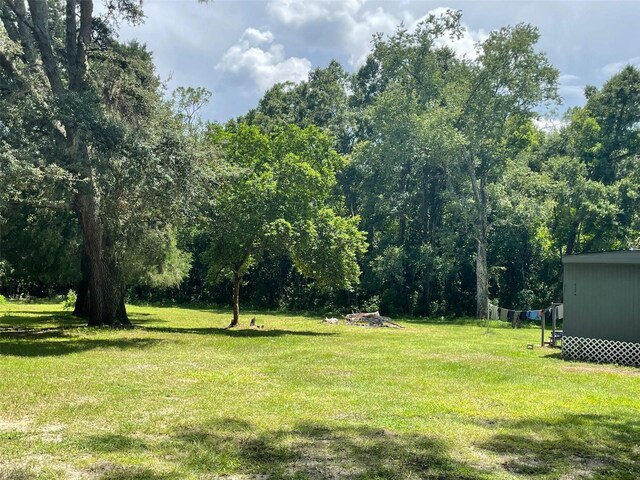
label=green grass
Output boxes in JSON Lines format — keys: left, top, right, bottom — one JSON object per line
{"left": 0, "top": 302, "right": 638, "bottom": 479}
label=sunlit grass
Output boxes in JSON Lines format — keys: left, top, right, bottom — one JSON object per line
{"left": 0, "top": 301, "right": 638, "bottom": 479}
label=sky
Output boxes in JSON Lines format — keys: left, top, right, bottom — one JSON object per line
{"left": 116, "top": 0, "right": 640, "bottom": 124}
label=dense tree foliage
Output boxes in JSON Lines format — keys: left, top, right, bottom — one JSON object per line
{"left": 0, "top": 0, "right": 205, "bottom": 324}
{"left": 1, "top": 7, "right": 639, "bottom": 320}
{"left": 203, "top": 123, "right": 366, "bottom": 326}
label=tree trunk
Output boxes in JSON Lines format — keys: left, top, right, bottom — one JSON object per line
{"left": 73, "top": 252, "right": 91, "bottom": 318}
{"left": 464, "top": 151, "right": 490, "bottom": 319}
{"left": 228, "top": 271, "right": 240, "bottom": 328}
{"left": 105, "top": 253, "right": 129, "bottom": 326}
{"left": 75, "top": 192, "right": 123, "bottom": 326}
{"left": 476, "top": 219, "right": 489, "bottom": 319}
{"left": 75, "top": 193, "right": 103, "bottom": 326}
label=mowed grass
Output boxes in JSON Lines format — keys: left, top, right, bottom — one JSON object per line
{"left": 0, "top": 302, "right": 638, "bottom": 480}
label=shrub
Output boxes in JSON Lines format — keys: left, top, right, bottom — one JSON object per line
{"left": 62, "top": 290, "right": 77, "bottom": 310}
{"left": 0, "top": 294, "right": 6, "bottom": 305}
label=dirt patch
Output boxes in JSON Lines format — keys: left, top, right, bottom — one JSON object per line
{"left": 559, "top": 456, "right": 611, "bottom": 479}
{"left": 0, "top": 454, "right": 83, "bottom": 480}
{"left": 0, "top": 417, "right": 31, "bottom": 433}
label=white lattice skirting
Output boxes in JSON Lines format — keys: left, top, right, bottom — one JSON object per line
{"left": 562, "top": 336, "right": 640, "bottom": 367}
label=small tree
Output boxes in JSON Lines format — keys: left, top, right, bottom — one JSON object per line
{"left": 205, "top": 123, "right": 367, "bottom": 327}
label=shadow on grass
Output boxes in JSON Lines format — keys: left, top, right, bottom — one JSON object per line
{"left": 73, "top": 413, "right": 640, "bottom": 479}
{"left": 88, "top": 462, "right": 175, "bottom": 480}
{"left": 0, "top": 312, "right": 84, "bottom": 329}
{"left": 80, "top": 418, "right": 486, "bottom": 479}
{"left": 543, "top": 351, "right": 563, "bottom": 360}
{"left": 0, "top": 311, "right": 158, "bottom": 329}
{"left": 140, "top": 325, "right": 337, "bottom": 338}
{"left": 2, "top": 309, "right": 73, "bottom": 316}
{"left": 0, "top": 332, "right": 162, "bottom": 357}
{"left": 478, "top": 413, "right": 640, "bottom": 478}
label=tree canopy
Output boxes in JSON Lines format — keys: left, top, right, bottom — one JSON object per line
{"left": 204, "top": 123, "right": 366, "bottom": 326}
{"left": 1, "top": 6, "right": 639, "bottom": 321}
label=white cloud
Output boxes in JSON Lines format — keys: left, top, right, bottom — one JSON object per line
{"left": 241, "top": 28, "right": 274, "bottom": 46}
{"left": 436, "top": 26, "right": 487, "bottom": 61}
{"left": 345, "top": 7, "right": 406, "bottom": 66}
{"left": 266, "top": 2, "right": 488, "bottom": 67}
{"left": 267, "top": 0, "right": 366, "bottom": 26}
{"left": 216, "top": 28, "right": 312, "bottom": 92}
{"left": 415, "top": 8, "right": 488, "bottom": 61}
{"left": 601, "top": 56, "right": 640, "bottom": 77}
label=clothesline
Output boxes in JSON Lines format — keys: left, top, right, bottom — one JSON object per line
{"left": 487, "top": 301, "right": 563, "bottom": 323}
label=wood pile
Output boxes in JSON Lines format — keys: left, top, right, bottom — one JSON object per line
{"left": 344, "top": 311, "right": 403, "bottom": 328}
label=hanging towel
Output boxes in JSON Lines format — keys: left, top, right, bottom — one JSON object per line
{"left": 528, "top": 309, "right": 542, "bottom": 321}
{"left": 499, "top": 307, "right": 509, "bottom": 321}
{"left": 556, "top": 304, "right": 563, "bottom": 320}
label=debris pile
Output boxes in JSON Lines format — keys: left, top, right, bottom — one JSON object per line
{"left": 344, "top": 311, "right": 403, "bottom": 328}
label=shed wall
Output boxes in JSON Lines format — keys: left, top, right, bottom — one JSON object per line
{"left": 563, "top": 263, "right": 640, "bottom": 343}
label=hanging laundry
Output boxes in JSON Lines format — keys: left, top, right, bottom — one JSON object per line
{"left": 556, "top": 304, "right": 563, "bottom": 319}
{"left": 499, "top": 308, "right": 509, "bottom": 321}
{"left": 526, "top": 310, "right": 541, "bottom": 321}
{"left": 512, "top": 310, "right": 523, "bottom": 328}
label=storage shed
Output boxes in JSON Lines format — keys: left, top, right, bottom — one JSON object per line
{"left": 562, "top": 251, "right": 640, "bottom": 366}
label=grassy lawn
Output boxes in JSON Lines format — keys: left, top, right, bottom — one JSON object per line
{"left": 0, "top": 302, "right": 638, "bottom": 479}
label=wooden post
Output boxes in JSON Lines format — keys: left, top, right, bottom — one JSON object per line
{"left": 485, "top": 301, "right": 490, "bottom": 335}
{"left": 541, "top": 308, "right": 546, "bottom": 347}
{"left": 552, "top": 304, "right": 557, "bottom": 347}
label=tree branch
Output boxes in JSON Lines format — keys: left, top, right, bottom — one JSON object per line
{"left": 26, "top": 0, "right": 64, "bottom": 95}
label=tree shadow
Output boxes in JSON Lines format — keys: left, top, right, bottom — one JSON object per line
{"left": 140, "top": 326, "right": 337, "bottom": 338}
{"left": 478, "top": 413, "right": 640, "bottom": 478}
{"left": 0, "top": 327, "right": 68, "bottom": 339}
{"left": 78, "top": 418, "right": 487, "bottom": 479}
{"left": 0, "top": 332, "right": 163, "bottom": 357}
{"left": 87, "top": 462, "right": 176, "bottom": 480}
{"left": 0, "top": 312, "right": 84, "bottom": 329}
{"left": 2, "top": 309, "right": 72, "bottom": 316}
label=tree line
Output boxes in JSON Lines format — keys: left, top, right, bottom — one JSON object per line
{"left": 1, "top": 4, "right": 638, "bottom": 324}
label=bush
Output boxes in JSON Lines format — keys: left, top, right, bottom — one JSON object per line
{"left": 62, "top": 290, "right": 77, "bottom": 310}
{"left": 0, "top": 294, "right": 6, "bottom": 305}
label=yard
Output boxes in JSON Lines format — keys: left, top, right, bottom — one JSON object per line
{"left": 0, "top": 302, "right": 638, "bottom": 479}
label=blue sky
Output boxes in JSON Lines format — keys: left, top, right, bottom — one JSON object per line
{"left": 117, "top": 0, "right": 640, "bottom": 123}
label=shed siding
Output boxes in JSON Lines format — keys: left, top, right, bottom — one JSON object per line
{"left": 564, "top": 263, "right": 640, "bottom": 343}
